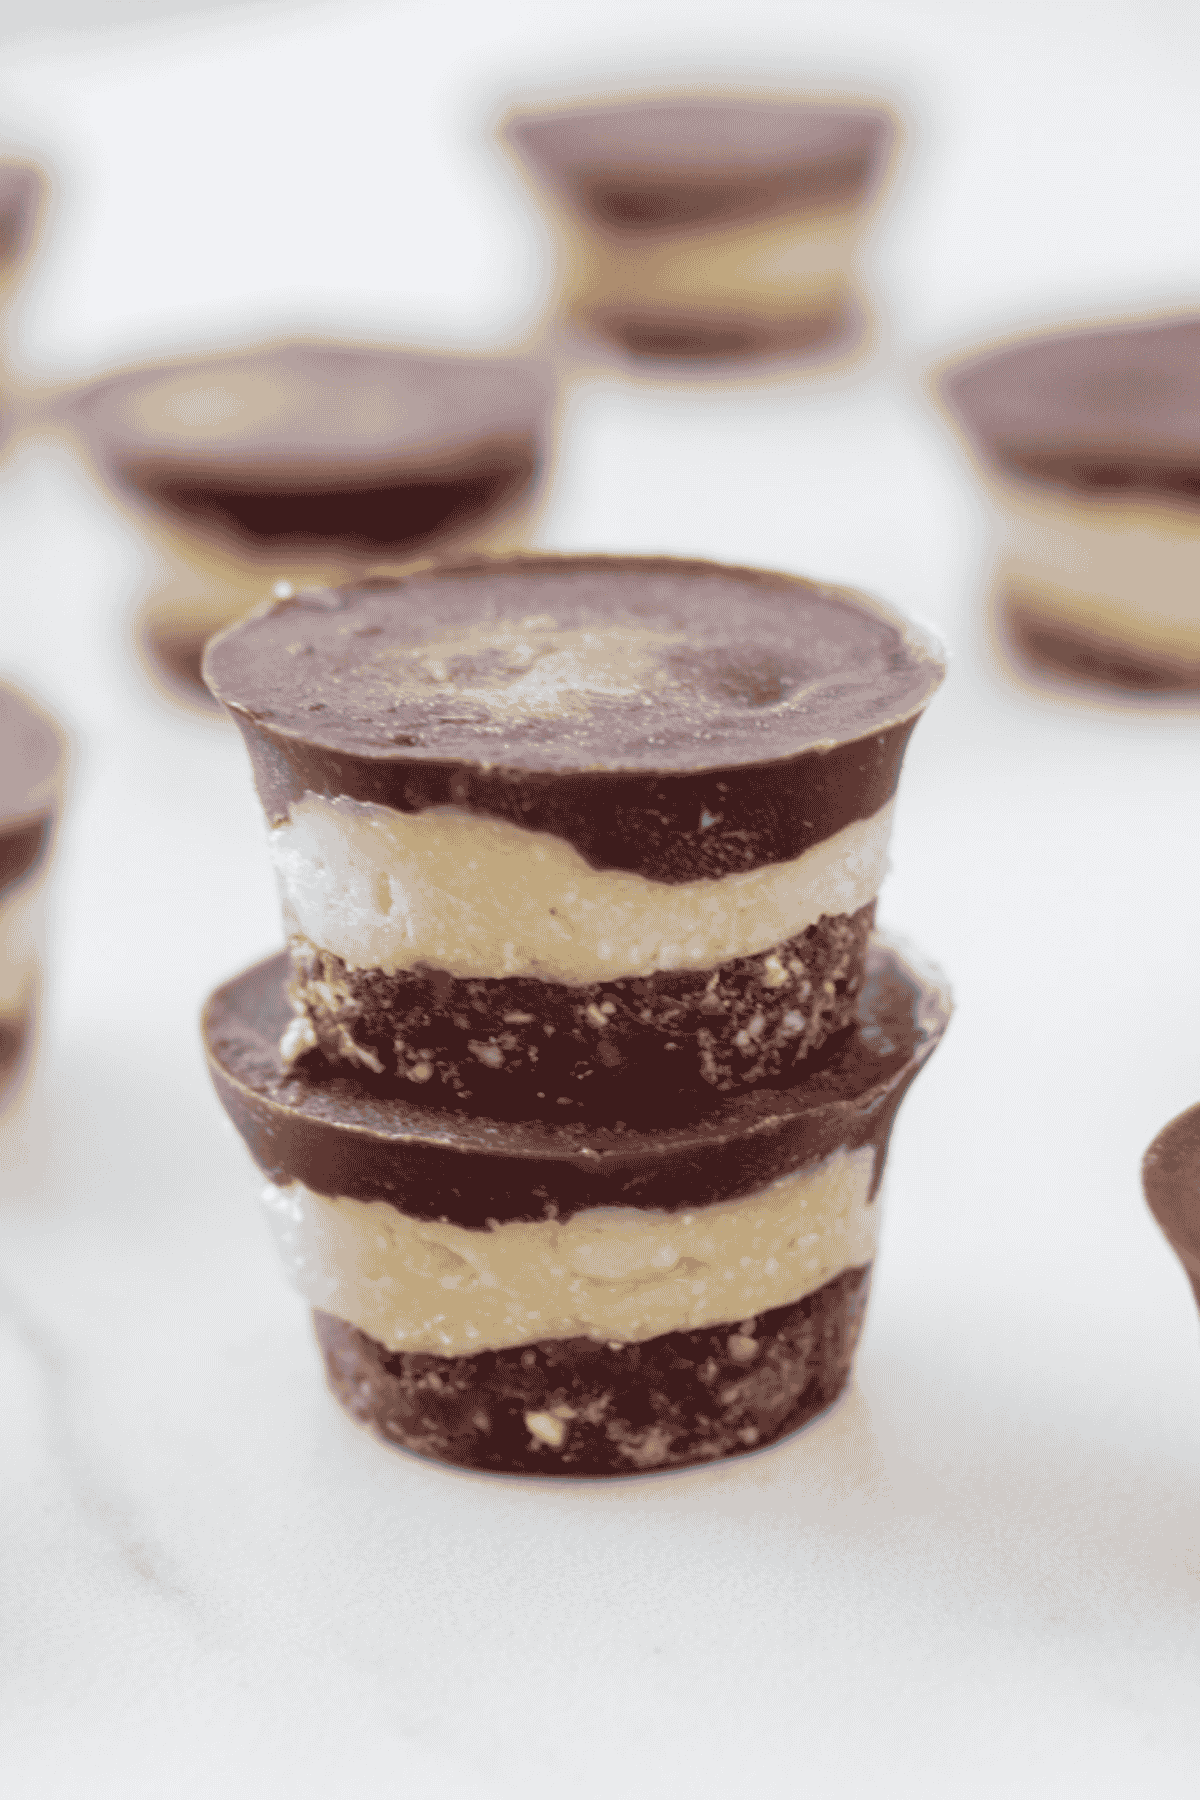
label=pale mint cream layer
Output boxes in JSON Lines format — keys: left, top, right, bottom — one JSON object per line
{"left": 269, "top": 795, "right": 893, "bottom": 985}
{"left": 997, "top": 478, "right": 1200, "bottom": 655}
{"left": 260, "top": 1144, "right": 879, "bottom": 1357}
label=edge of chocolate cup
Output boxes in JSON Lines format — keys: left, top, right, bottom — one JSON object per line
{"left": 1142, "top": 1102, "right": 1200, "bottom": 1313}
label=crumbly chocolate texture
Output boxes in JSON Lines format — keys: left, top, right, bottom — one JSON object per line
{"left": 1142, "top": 1102, "right": 1200, "bottom": 1313}
{"left": 998, "top": 592, "right": 1200, "bottom": 693}
{"left": 204, "top": 554, "right": 943, "bottom": 881}
{"left": 284, "top": 904, "right": 873, "bottom": 1122}
{"left": 939, "top": 315, "right": 1200, "bottom": 501}
{"left": 501, "top": 97, "right": 895, "bottom": 232}
{"left": 203, "top": 937, "right": 950, "bottom": 1226}
{"left": 314, "top": 1264, "right": 871, "bottom": 1476}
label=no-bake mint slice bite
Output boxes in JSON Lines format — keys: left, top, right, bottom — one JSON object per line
{"left": 203, "top": 554, "right": 944, "bottom": 1122}
{"left": 202, "top": 937, "right": 951, "bottom": 1475}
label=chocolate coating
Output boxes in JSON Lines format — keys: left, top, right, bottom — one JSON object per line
{"left": 1142, "top": 1103, "right": 1200, "bottom": 1314}
{"left": 0, "top": 682, "right": 65, "bottom": 891}
{"left": 939, "top": 315, "right": 1200, "bottom": 501}
{"left": 501, "top": 96, "right": 895, "bottom": 232}
{"left": 68, "top": 342, "right": 555, "bottom": 560}
{"left": 285, "top": 903, "right": 873, "bottom": 1122}
{"left": 204, "top": 555, "right": 943, "bottom": 881}
{"left": 201, "top": 936, "right": 950, "bottom": 1227}
{"left": 315, "top": 1263, "right": 870, "bottom": 1476}
{"left": 0, "top": 160, "right": 45, "bottom": 278}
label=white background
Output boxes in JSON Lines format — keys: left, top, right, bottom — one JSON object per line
{"left": 2, "top": 3, "right": 1199, "bottom": 1795}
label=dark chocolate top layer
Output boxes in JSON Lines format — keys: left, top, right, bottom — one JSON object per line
{"left": 0, "top": 159, "right": 45, "bottom": 275}
{"left": 939, "top": 316, "right": 1200, "bottom": 501}
{"left": 204, "top": 555, "right": 942, "bottom": 879}
{"left": 501, "top": 95, "right": 895, "bottom": 231}
{"left": 202, "top": 937, "right": 950, "bottom": 1227}
{"left": 1142, "top": 1103, "right": 1200, "bottom": 1308}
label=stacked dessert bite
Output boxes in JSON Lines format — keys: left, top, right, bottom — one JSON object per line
{"left": 202, "top": 554, "right": 949, "bottom": 1475}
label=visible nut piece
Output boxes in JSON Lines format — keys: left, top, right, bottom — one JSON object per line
{"left": 525, "top": 1410, "right": 567, "bottom": 1449}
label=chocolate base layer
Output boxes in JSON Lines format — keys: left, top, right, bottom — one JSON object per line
{"left": 998, "top": 591, "right": 1200, "bottom": 693}
{"left": 578, "top": 296, "right": 855, "bottom": 364}
{"left": 314, "top": 1263, "right": 870, "bottom": 1476}
{"left": 285, "top": 903, "right": 873, "bottom": 1122}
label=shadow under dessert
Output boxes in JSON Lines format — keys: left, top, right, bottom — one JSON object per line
{"left": 938, "top": 314, "right": 1200, "bottom": 691}
{"left": 499, "top": 93, "right": 896, "bottom": 365}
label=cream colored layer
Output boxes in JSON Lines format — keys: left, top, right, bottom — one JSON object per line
{"left": 561, "top": 205, "right": 860, "bottom": 320}
{"left": 261, "top": 1146, "right": 878, "bottom": 1356}
{"left": 0, "top": 876, "right": 42, "bottom": 1013}
{"left": 270, "top": 795, "right": 893, "bottom": 984}
{"left": 997, "top": 480, "right": 1200, "bottom": 656}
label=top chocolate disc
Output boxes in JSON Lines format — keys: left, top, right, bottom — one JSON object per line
{"left": 1143, "top": 1103, "right": 1200, "bottom": 1312}
{"left": 938, "top": 315, "right": 1200, "bottom": 500}
{"left": 501, "top": 95, "right": 896, "bottom": 230}
{"left": 67, "top": 340, "right": 555, "bottom": 556}
{"left": 204, "top": 555, "right": 942, "bottom": 880}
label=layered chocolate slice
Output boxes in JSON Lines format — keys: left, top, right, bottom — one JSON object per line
{"left": 938, "top": 315, "right": 1200, "bottom": 689}
{"left": 499, "top": 94, "right": 896, "bottom": 362}
{"left": 1143, "top": 1103, "right": 1200, "bottom": 1317}
{"left": 203, "top": 937, "right": 950, "bottom": 1475}
{"left": 66, "top": 341, "right": 556, "bottom": 705}
{"left": 204, "top": 555, "right": 943, "bottom": 1122}
{"left": 0, "top": 682, "right": 66, "bottom": 1104}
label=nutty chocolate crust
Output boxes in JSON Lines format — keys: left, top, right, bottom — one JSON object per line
{"left": 314, "top": 1264, "right": 871, "bottom": 1476}
{"left": 998, "top": 593, "right": 1200, "bottom": 694}
{"left": 69, "top": 341, "right": 554, "bottom": 560}
{"left": 202, "top": 937, "right": 950, "bottom": 1226}
{"left": 939, "top": 315, "right": 1200, "bottom": 501}
{"left": 1142, "top": 1103, "right": 1200, "bottom": 1313}
{"left": 204, "top": 555, "right": 942, "bottom": 882}
{"left": 285, "top": 903, "right": 873, "bottom": 1122}
{"left": 501, "top": 97, "right": 895, "bottom": 233}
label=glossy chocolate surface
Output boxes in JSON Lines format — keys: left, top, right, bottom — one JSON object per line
{"left": 940, "top": 316, "right": 1200, "bottom": 500}
{"left": 1143, "top": 1103, "right": 1200, "bottom": 1312}
{"left": 68, "top": 342, "right": 554, "bottom": 555}
{"left": 502, "top": 96, "right": 895, "bottom": 231}
{"left": 315, "top": 1264, "right": 870, "bottom": 1475}
{"left": 202, "top": 937, "right": 950, "bottom": 1227}
{"left": 204, "top": 555, "right": 942, "bottom": 879}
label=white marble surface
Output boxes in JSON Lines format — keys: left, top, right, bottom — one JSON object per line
{"left": 2, "top": 3, "right": 1200, "bottom": 1795}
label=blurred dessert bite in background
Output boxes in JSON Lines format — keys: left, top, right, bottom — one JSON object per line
{"left": 64, "top": 339, "right": 557, "bottom": 708}
{"left": 0, "top": 681, "right": 66, "bottom": 1109}
{"left": 1143, "top": 1103, "right": 1200, "bottom": 1321}
{"left": 1, "top": 157, "right": 49, "bottom": 447}
{"left": 498, "top": 89, "right": 898, "bottom": 367}
{"left": 937, "top": 313, "right": 1200, "bottom": 692}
